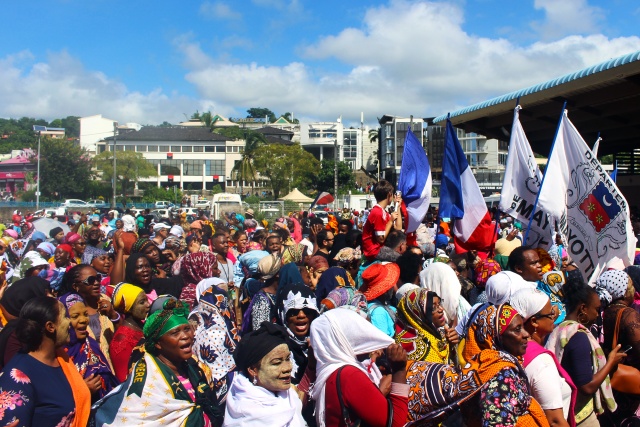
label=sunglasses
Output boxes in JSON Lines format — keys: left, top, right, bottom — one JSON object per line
{"left": 79, "top": 275, "right": 100, "bottom": 286}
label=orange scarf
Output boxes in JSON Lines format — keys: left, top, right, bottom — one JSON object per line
{"left": 57, "top": 350, "right": 91, "bottom": 427}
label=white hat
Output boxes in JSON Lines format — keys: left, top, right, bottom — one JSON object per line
{"left": 169, "top": 225, "right": 184, "bottom": 237}
{"left": 153, "top": 223, "right": 171, "bottom": 232}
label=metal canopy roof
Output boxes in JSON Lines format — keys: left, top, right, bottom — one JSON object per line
{"left": 432, "top": 50, "right": 640, "bottom": 157}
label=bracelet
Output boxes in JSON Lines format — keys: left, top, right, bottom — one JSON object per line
{"left": 109, "top": 312, "right": 121, "bottom": 323}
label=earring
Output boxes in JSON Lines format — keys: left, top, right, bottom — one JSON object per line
{"left": 577, "top": 312, "right": 588, "bottom": 325}
{"left": 252, "top": 376, "right": 258, "bottom": 385}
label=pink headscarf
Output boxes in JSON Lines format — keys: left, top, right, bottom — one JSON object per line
{"left": 64, "top": 232, "right": 81, "bottom": 245}
{"left": 289, "top": 217, "right": 302, "bottom": 243}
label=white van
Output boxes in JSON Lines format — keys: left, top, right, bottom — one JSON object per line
{"left": 210, "top": 193, "right": 243, "bottom": 220}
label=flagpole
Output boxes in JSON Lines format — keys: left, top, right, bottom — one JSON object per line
{"left": 523, "top": 101, "right": 567, "bottom": 246}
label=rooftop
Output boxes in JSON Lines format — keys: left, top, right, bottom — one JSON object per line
{"left": 103, "top": 126, "right": 230, "bottom": 142}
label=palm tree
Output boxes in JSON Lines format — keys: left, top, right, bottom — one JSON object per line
{"left": 232, "top": 131, "right": 266, "bottom": 196}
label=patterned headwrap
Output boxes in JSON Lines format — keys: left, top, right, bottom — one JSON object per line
{"left": 497, "top": 304, "right": 519, "bottom": 336}
{"left": 474, "top": 258, "right": 501, "bottom": 289}
{"left": 534, "top": 248, "right": 556, "bottom": 274}
{"left": 541, "top": 271, "right": 566, "bottom": 299}
{"left": 595, "top": 270, "right": 631, "bottom": 307}
{"left": 64, "top": 232, "right": 82, "bottom": 245}
{"left": 163, "top": 235, "right": 185, "bottom": 254}
{"left": 131, "top": 238, "right": 156, "bottom": 255}
{"left": 333, "top": 247, "right": 362, "bottom": 264}
{"left": 143, "top": 297, "right": 189, "bottom": 352}
{"left": 57, "top": 243, "right": 74, "bottom": 258}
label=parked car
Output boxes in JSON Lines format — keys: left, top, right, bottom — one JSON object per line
{"left": 194, "top": 199, "right": 211, "bottom": 209}
{"left": 154, "top": 201, "right": 173, "bottom": 209}
{"left": 130, "top": 208, "right": 145, "bottom": 217}
{"left": 152, "top": 208, "right": 172, "bottom": 219}
{"left": 61, "top": 199, "right": 92, "bottom": 208}
{"left": 88, "top": 199, "right": 108, "bottom": 208}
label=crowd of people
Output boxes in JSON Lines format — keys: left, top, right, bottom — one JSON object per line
{"left": 0, "top": 179, "right": 639, "bottom": 427}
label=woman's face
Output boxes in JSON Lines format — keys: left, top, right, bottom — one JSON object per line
{"left": 431, "top": 296, "right": 446, "bottom": 328}
{"left": 115, "top": 219, "right": 123, "bottom": 229}
{"left": 129, "top": 292, "right": 150, "bottom": 321}
{"left": 143, "top": 245, "right": 161, "bottom": 264}
{"left": 532, "top": 300, "right": 556, "bottom": 336}
{"left": 55, "top": 302, "right": 71, "bottom": 347}
{"left": 91, "top": 254, "right": 113, "bottom": 274}
{"left": 74, "top": 267, "right": 101, "bottom": 300}
{"left": 581, "top": 292, "right": 602, "bottom": 326}
{"left": 251, "top": 343, "right": 292, "bottom": 392}
{"left": 236, "top": 233, "right": 248, "bottom": 250}
{"left": 36, "top": 249, "right": 50, "bottom": 259}
{"left": 54, "top": 247, "right": 70, "bottom": 267}
{"left": 28, "top": 266, "right": 45, "bottom": 277}
{"left": 133, "top": 256, "right": 152, "bottom": 285}
{"left": 73, "top": 239, "right": 87, "bottom": 255}
{"left": 68, "top": 301, "right": 90, "bottom": 341}
{"left": 286, "top": 309, "right": 312, "bottom": 338}
{"left": 156, "top": 324, "right": 194, "bottom": 365}
{"left": 500, "top": 314, "right": 530, "bottom": 357}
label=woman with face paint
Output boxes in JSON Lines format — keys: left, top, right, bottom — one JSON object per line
{"left": 58, "top": 293, "right": 119, "bottom": 401}
{"left": 108, "top": 283, "right": 150, "bottom": 382}
{"left": 93, "top": 297, "right": 220, "bottom": 426}
{"left": 0, "top": 297, "right": 91, "bottom": 427}
{"left": 224, "top": 322, "right": 305, "bottom": 427}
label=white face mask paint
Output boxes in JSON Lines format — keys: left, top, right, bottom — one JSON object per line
{"left": 254, "top": 344, "right": 293, "bottom": 392}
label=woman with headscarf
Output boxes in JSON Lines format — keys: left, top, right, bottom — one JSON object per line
{"left": 224, "top": 322, "right": 305, "bottom": 426}
{"left": 243, "top": 254, "right": 282, "bottom": 334}
{"left": 310, "top": 308, "right": 409, "bottom": 427}
{"left": 511, "top": 288, "right": 576, "bottom": 427}
{"left": 64, "top": 232, "right": 86, "bottom": 264}
{"left": 58, "top": 293, "right": 118, "bottom": 401}
{"left": 0, "top": 297, "right": 91, "bottom": 427}
{"left": 190, "top": 277, "right": 240, "bottom": 409}
{"left": 275, "top": 282, "right": 319, "bottom": 384}
{"left": 306, "top": 255, "right": 329, "bottom": 291}
{"left": 407, "top": 304, "right": 548, "bottom": 426}
{"left": 472, "top": 258, "right": 501, "bottom": 305}
{"left": 109, "top": 283, "right": 150, "bottom": 382}
{"left": 420, "top": 262, "right": 471, "bottom": 326}
{"left": 595, "top": 269, "right": 640, "bottom": 426}
{"left": 361, "top": 262, "right": 400, "bottom": 337}
{"left": 94, "top": 297, "right": 220, "bottom": 426}
{"left": 13, "top": 250, "right": 49, "bottom": 281}
{"left": 394, "top": 288, "right": 459, "bottom": 364}
{"left": 315, "top": 266, "right": 356, "bottom": 303}
{"left": 546, "top": 276, "right": 625, "bottom": 427}
{"left": 319, "top": 286, "right": 368, "bottom": 316}
{"left": 131, "top": 237, "right": 172, "bottom": 276}
{"left": 179, "top": 251, "right": 221, "bottom": 309}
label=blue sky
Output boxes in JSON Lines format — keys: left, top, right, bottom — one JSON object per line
{"left": 2, "top": 0, "right": 639, "bottom": 126}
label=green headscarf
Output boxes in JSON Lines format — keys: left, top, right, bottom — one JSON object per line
{"left": 143, "top": 297, "right": 189, "bottom": 352}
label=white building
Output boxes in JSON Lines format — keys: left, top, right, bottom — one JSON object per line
{"left": 97, "top": 126, "right": 243, "bottom": 191}
{"left": 79, "top": 114, "right": 118, "bottom": 154}
{"left": 299, "top": 121, "right": 371, "bottom": 171}
{"left": 378, "top": 115, "right": 424, "bottom": 181}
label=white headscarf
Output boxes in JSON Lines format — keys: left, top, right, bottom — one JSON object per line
{"left": 310, "top": 308, "right": 394, "bottom": 427}
{"left": 510, "top": 288, "right": 550, "bottom": 321}
{"left": 419, "top": 262, "right": 461, "bottom": 322}
{"left": 195, "top": 277, "right": 226, "bottom": 303}
{"left": 485, "top": 271, "right": 536, "bottom": 305}
{"left": 170, "top": 225, "right": 184, "bottom": 238}
{"left": 223, "top": 373, "right": 305, "bottom": 427}
{"left": 121, "top": 214, "right": 136, "bottom": 232}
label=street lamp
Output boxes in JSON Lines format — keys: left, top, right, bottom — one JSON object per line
{"left": 32, "top": 125, "right": 47, "bottom": 210}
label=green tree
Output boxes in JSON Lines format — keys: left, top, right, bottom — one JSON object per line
{"left": 34, "top": 137, "right": 92, "bottom": 199}
{"left": 316, "top": 159, "right": 356, "bottom": 194}
{"left": 253, "top": 143, "right": 319, "bottom": 198}
{"left": 281, "top": 112, "right": 300, "bottom": 124}
{"left": 141, "top": 186, "right": 183, "bottom": 204}
{"left": 213, "top": 126, "right": 245, "bottom": 140}
{"left": 247, "top": 107, "right": 276, "bottom": 123}
{"left": 94, "top": 151, "right": 157, "bottom": 207}
{"left": 232, "top": 132, "right": 267, "bottom": 195}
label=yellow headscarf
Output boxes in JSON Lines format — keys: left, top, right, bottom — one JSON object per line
{"left": 111, "top": 282, "right": 145, "bottom": 313}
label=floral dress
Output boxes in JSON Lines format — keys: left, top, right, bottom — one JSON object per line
{"left": 478, "top": 366, "right": 534, "bottom": 427}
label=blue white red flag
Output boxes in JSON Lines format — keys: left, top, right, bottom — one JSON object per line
{"left": 440, "top": 118, "right": 495, "bottom": 251}
{"left": 536, "top": 110, "right": 636, "bottom": 282}
{"left": 309, "top": 191, "right": 334, "bottom": 211}
{"left": 397, "top": 129, "right": 432, "bottom": 233}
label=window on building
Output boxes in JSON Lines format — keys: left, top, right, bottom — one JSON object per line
{"left": 183, "top": 160, "right": 203, "bottom": 176}
{"left": 160, "top": 160, "right": 180, "bottom": 176}
{"left": 136, "top": 145, "right": 146, "bottom": 152}
{"left": 216, "top": 146, "right": 225, "bottom": 153}
{"left": 147, "top": 145, "right": 158, "bottom": 152}
{"left": 205, "top": 160, "right": 225, "bottom": 176}
{"left": 158, "top": 146, "right": 169, "bottom": 152}
{"left": 124, "top": 145, "right": 134, "bottom": 151}
{"left": 193, "top": 146, "right": 204, "bottom": 152}
{"left": 115, "top": 145, "right": 124, "bottom": 151}
{"left": 97, "top": 145, "right": 107, "bottom": 154}
{"left": 309, "top": 129, "right": 321, "bottom": 138}
{"left": 205, "top": 146, "right": 215, "bottom": 153}
{"left": 182, "top": 146, "right": 193, "bottom": 152}
{"left": 171, "top": 146, "right": 182, "bottom": 152}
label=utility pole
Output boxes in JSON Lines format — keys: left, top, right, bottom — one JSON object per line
{"left": 112, "top": 122, "right": 118, "bottom": 208}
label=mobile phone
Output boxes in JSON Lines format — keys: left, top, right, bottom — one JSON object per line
{"left": 621, "top": 345, "right": 633, "bottom": 353}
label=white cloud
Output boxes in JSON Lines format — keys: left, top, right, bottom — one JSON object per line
{"left": 199, "top": 1, "right": 242, "bottom": 21}
{"left": 181, "top": 0, "right": 640, "bottom": 124}
{"left": 531, "top": 0, "right": 604, "bottom": 40}
{"left": 0, "top": 50, "right": 200, "bottom": 125}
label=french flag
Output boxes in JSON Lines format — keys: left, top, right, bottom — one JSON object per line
{"left": 439, "top": 117, "right": 496, "bottom": 251}
{"left": 398, "top": 128, "right": 431, "bottom": 233}
{"left": 309, "top": 191, "right": 334, "bottom": 211}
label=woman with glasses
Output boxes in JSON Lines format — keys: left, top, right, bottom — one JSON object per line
{"left": 59, "top": 265, "right": 116, "bottom": 372}
{"left": 395, "top": 288, "right": 459, "bottom": 364}
{"left": 65, "top": 232, "right": 87, "bottom": 265}
{"left": 511, "top": 287, "right": 576, "bottom": 427}
{"left": 93, "top": 297, "right": 220, "bottom": 426}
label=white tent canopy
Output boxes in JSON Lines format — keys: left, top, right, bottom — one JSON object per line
{"left": 278, "top": 188, "right": 314, "bottom": 203}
